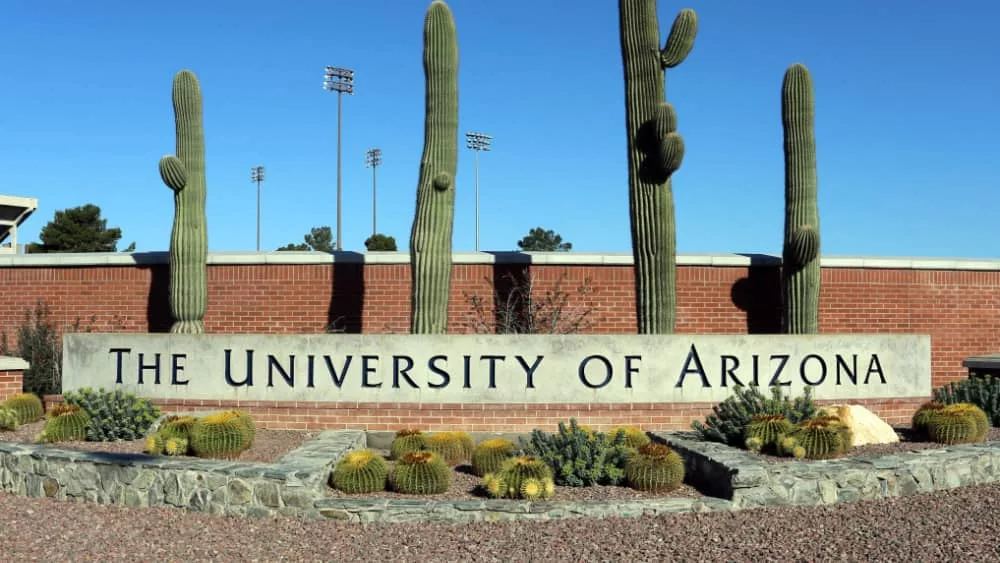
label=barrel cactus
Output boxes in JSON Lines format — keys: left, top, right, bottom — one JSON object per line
{"left": 331, "top": 449, "right": 389, "bottom": 494}
{"left": 781, "top": 63, "right": 821, "bottom": 334}
{"left": 144, "top": 433, "right": 165, "bottom": 455}
{"left": 188, "top": 411, "right": 254, "bottom": 459}
{"left": 471, "top": 438, "right": 517, "bottom": 477}
{"left": 391, "top": 429, "right": 427, "bottom": 460}
{"left": 610, "top": 426, "right": 651, "bottom": 449}
{"left": 158, "top": 415, "right": 198, "bottom": 442}
{"left": 745, "top": 414, "right": 794, "bottom": 452}
{"left": 787, "top": 418, "right": 848, "bottom": 459}
{"left": 39, "top": 404, "right": 91, "bottom": 443}
{"left": 425, "top": 431, "right": 474, "bottom": 466}
{"left": 408, "top": 0, "right": 459, "bottom": 334}
{"left": 927, "top": 403, "right": 987, "bottom": 444}
{"left": 624, "top": 442, "right": 685, "bottom": 493}
{"left": 163, "top": 437, "right": 189, "bottom": 456}
{"left": 158, "top": 69, "right": 208, "bottom": 334}
{"left": 0, "top": 407, "right": 19, "bottom": 431}
{"left": 912, "top": 401, "right": 946, "bottom": 437}
{"left": 2, "top": 393, "right": 43, "bottom": 424}
{"left": 484, "top": 455, "right": 555, "bottom": 500}
{"left": 389, "top": 451, "right": 451, "bottom": 495}
{"left": 618, "top": 1, "right": 697, "bottom": 334}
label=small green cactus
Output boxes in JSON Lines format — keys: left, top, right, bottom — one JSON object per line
{"left": 624, "top": 443, "right": 685, "bottom": 493}
{"left": 188, "top": 411, "right": 254, "bottom": 459}
{"left": 610, "top": 426, "right": 651, "bottom": 449}
{"left": 2, "top": 393, "right": 44, "bottom": 424}
{"left": 163, "top": 437, "right": 189, "bottom": 456}
{"left": 485, "top": 455, "right": 554, "bottom": 500}
{"left": 144, "top": 433, "right": 165, "bottom": 455}
{"left": 745, "top": 435, "right": 764, "bottom": 453}
{"left": 39, "top": 404, "right": 91, "bottom": 443}
{"left": 775, "top": 434, "right": 798, "bottom": 457}
{"left": 391, "top": 429, "right": 427, "bottom": 460}
{"left": 745, "top": 414, "right": 794, "bottom": 452}
{"left": 158, "top": 415, "right": 198, "bottom": 442}
{"left": 425, "top": 431, "right": 474, "bottom": 466}
{"left": 389, "top": 451, "right": 451, "bottom": 495}
{"left": 331, "top": 449, "right": 389, "bottom": 494}
{"left": 787, "top": 419, "right": 848, "bottom": 459}
{"left": 0, "top": 407, "right": 19, "bottom": 431}
{"left": 471, "top": 438, "right": 517, "bottom": 477}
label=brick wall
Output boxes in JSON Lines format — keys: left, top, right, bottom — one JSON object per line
{"left": 0, "top": 359, "right": 25, "bottom": 403}
{"left": 2, "top": 252, "right": 997, "bottom": 431}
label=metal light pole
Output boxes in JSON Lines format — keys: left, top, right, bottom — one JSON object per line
{"left": 365, "top": 148, "right": 382, "bottom": 237}
{"left": 250, "top": 166, "right": 265, "bottom": 251}
{"left": 465, "top": 131, "right": 492, "bottom": 252}
{"left": 323, "top": 65, "right": 355, "bottom": 251}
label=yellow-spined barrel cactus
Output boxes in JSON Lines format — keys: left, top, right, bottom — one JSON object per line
{"left": 189, "top": 411, "right": 255, "bottom": 459}
{"left": 164, "top": 437, "right": 189, "bottom": 456}
{"left": 610, "top": 426, "right": 651, "bottom": 449}
{"left": 39, "top": 404, "right": 91, "bottom": 443}
{"left": 2, "top": 393, "right": 44, "bottom": 424}
{"left": 158, "top": 415, "right": 198, "bottom": 441}
{"left": 624, "top": 443, "right": 685, "bottom": 493}
{"left": 745, "top": 414, "right": 794, "bottom": 452}
{"left": 391, "top": 429, "right": 427, "bottom": 460}
{"left": 144, "top": 433, "right": 165, "bottom": 455}
{"left": 0, "top": 407, "right": 19, "bottom": 431}
{"left": 331, "top": 449, "right": 389, "bottom": 494}
{"left": 810, "top": 414, "right": 854, "bottom": 449}
{"left": 927, "top": 403, "right": 987, "bottom": 444}
{"left": 425, "top": 431, "right": 474, "bottom": 466}
{"left": 389, "top": 451, "right": 451, "bottom": 495}
{"left": 471, "top": 438, "right": 516, "bottom": 477}
{"left": 912, "top": 401, "right": 946, "bottom": 437}
{"left": 485, "top": 455, "right": 555, "bottom": 500}
{"left": 787, "top": 418, "right": 849, "bottom": 459}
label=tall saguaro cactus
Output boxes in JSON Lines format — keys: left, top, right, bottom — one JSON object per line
{"left": 409, "top": 0, "right": 459, "bottom": 334}
{"left": 618, "top": 1, "right": 697, "bottom": 334}
{"left": 158, "top": 70, "right": 208, "bottom": 334}
{"left": 781, "top": 63, "right": 820, "bottom": 334}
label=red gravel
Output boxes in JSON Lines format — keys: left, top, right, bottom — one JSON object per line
{"left": 2, "top": 482, "right": 1000, "bottom": 561}
{"left": 0, "top": 421, "right": 318, "bottom": 464}
{"left": 752, "top": 426, "right": 1000, "bottom": 463}
{"left": 326, "top": 449, "right": 703, "bottom": 501}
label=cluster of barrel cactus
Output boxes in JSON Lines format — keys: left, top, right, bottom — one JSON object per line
{"left": 144, "top": 415, "right": 199, "bottom": 456}
{"left": 390, "top": 428, "right": 428, "bottom": 460}
{"left": 482, "top": 455, "right": 556, "bottom": 500}
{"left": 141, "top": 410, "right": 255, "bottom": 459}
{"left": 913, "top": 402, "right": 989, "bottom": 444}
{"left": 743, "top": 412, "right": 854, "bottom": 460}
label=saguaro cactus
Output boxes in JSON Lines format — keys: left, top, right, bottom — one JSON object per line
{"left": 781, "top": 63, "right": 820, "bottom": 334}
{"left": 158, "top": 70, "right": 208, "bottom": 334}
{"left": 408, "top": 0, "right": 459, "bottom": 334}
{"left": 618, "top": 1, "right": 697, "bottom": 334}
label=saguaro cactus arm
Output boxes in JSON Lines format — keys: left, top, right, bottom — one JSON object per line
{"left": 660, "top": 9, "right": 697, "bottom": 68}
{"left": 158, "top": 156, "right": 187, "bottom": 192}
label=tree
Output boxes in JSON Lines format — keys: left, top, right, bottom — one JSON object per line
{"left": 365, "top": 233, "right": 398, "bottom": 251}
{"left": 26, "top": 204, "right": 128, "bottom": 253}
{"left": 516, "top": 227, "right": 572, "bottom": 252}
{"left": 277, "top": 226, "right": 334, "bottom": 252}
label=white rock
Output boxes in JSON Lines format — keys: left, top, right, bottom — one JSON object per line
{"left": 818, "top": 404, "right": 900, "bottom": 446}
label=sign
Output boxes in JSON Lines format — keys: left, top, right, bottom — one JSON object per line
{"left": 62, "top": 333, "right": 932, "bottom": 404}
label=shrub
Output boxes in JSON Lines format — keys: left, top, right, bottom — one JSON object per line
{"left": 522, "top": 418, "right": 630, "bottom": 487}
{"left": 0, "top": 301, "right": 96, "bottom": 396}
{"left": 624, "top": 443, "right": 685, "bottom": 493}
{"left": 425, "top": 431, "right": 474, "bottom": 466}
{"left": 331, "top": 450, "right": 389, "bottom": 494}
{"left": 483, "top": 455, "right": 555, "bottom": 500}
{"left": 933, "top": 376, "right": 1000, "bottom": 427}
{"left": 62, "top": 387, "right": 160, "bottom": 441}
{"left": 691, "top": 385, "right": 818, "bottom": 446}
{"left": 390, "top": 429, "right": 427, "bottom": 460}
{"left": 1, "top": 393, "right": 44, "bottom": 425}
{"left": 471, "top": 438, "right": 517, "bottom": 477}
{"left": 189, "top": 410, "right": 255, "bottom": 459}
{"left": 389, "top": 451, "right": 450, "bottom": 495}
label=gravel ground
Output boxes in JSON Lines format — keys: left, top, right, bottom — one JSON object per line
{"left": 2, "top": 481, "right": 1000, "bottom": 561}
{"left": 326, "top": 448, "right": 703, "bottom": 501}
{"left": 752, "top": 426, "right": 1000, "bottom": 463}
{"left": 0, "top": 421, "right": 318, "bottom": 464}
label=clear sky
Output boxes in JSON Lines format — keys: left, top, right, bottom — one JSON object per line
{"left": 2, "top": 1, "right": 997, "bottom": 257}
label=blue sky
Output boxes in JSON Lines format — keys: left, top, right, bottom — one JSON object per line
{"left": 1, "top": 1, "right": 997, "bottom": 257}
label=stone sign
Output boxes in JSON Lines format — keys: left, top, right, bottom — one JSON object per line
{"left": 62, "top": 333, "right": 931, "bottom": 404}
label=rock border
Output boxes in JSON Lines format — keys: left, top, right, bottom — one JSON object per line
{"left": 3, "top": 428, "right": 1000, "bottom": 523}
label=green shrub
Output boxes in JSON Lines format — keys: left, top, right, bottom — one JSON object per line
{"left": 691, "top": 385, "right": 818, "bottom": 446}
{"left": 62, "top": 387, "right": 160, "bottom": 441}
{"left": 522, "top": 418, "right": 630, "bottom": 487}
{"left": 934, "top": 376, "right": 1000, "bottom": 427}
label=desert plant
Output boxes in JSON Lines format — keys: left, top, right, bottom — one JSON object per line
{"left": 927, "top": 403, "right": 987, "bottom": 445}
{"left": 465, "top": 268, "right": 595, "bottom": 335}
{"left": 610, "top": 426, "right": 651, "bottom": 450}
{"left": 144, "top": 433, "right": 165, "bottom": 455}
{"left": 390, "top": 429, "right": 427, "bottom": 460}
{"left": 471, "top": 438, "right": 517, "bottom": 477}
{"left": 188, "top": 411, "right": 254, "bottom": 459}
{"left": 38, "top": 404, "right": 91, "bottom": 443}
{"left": 691, "top": 385, "right": 818, "bottom": 446}
{"left": 745, "top": 414, "right": 794, "bottom": 453}
{"left": 389, "top": 451, "right": 451, "bottom": 495}
{"left": 158, "top": 69, "right": 209, "bottom": 334}
{"left": 408, "top": 0, "right": 459, "bottom": 334}
{"left": 163, "top": 437, "right": 189, "bottom": 456}
{"left": 0, "top": 301, "right": 62, "bottom": 396}
{"left": 618, "top": 1, "right": 697, "bottom": 334}
{"left": 1, "top": 393, "right": 44, "bottom": 425}
{"left": 330, "top": 450, "right": 389, "bottom": 494}
{"left": 523, "top": 418, "right": 630, "bottom": 487}
{"left": 781, "top": 63, "right": 822, "bottom": 334}
{"left": 911, "top": 401, "right": 947, "bottom": 437}
{"left": 62, "top": 387, "right": 161, "bottom": 441}
{"left": 483, "top": 455, "right": 555, "bottom": 500}
{"left": 158, "top": 415, "right": 198, "bottom": 441}
{"left": 787, "top": 418, "right": 849, "bottom": 459}
{"left": 0, "top": 407, "right": 19, "bottom": 431}
{"left": 624, "top": 442, "right": 685, "bottom": 493}
{"left": 425, "top": 431, "right": 474, "bottom": 466}
{"left": 934, "top": 376, "right": 1000, "bottom": 427}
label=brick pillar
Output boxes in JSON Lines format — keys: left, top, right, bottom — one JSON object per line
{"left": 0, "top": 356, "right": 27, "bottom": 402}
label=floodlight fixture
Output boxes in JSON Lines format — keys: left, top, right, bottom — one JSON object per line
{"left": 324, "top": 64, "right": 356, "bottom": 251}
{"left": 251, "top": 166, "right": 265, "bottom": 251}
{"left": 465, "top": 131, "right": 493, "bottom": 251}
{"left": 365, "top": 148, "right": 382, "bottom": 237}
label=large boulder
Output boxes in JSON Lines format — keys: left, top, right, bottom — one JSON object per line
{"left": 818, "top": 404, "right": 900, "bottom": 446}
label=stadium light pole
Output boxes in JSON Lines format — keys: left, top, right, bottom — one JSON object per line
{"left": 365, "top": 148, "right": 382, "bottom": 237}
{"left": 250, "top": 166, "right": 265, "bottom": 252}
{"left": 323, "top": 65, "right": 355, "bottom": 251}
{"left": 465, "top": 131, "right": 492, "bottom": 252}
